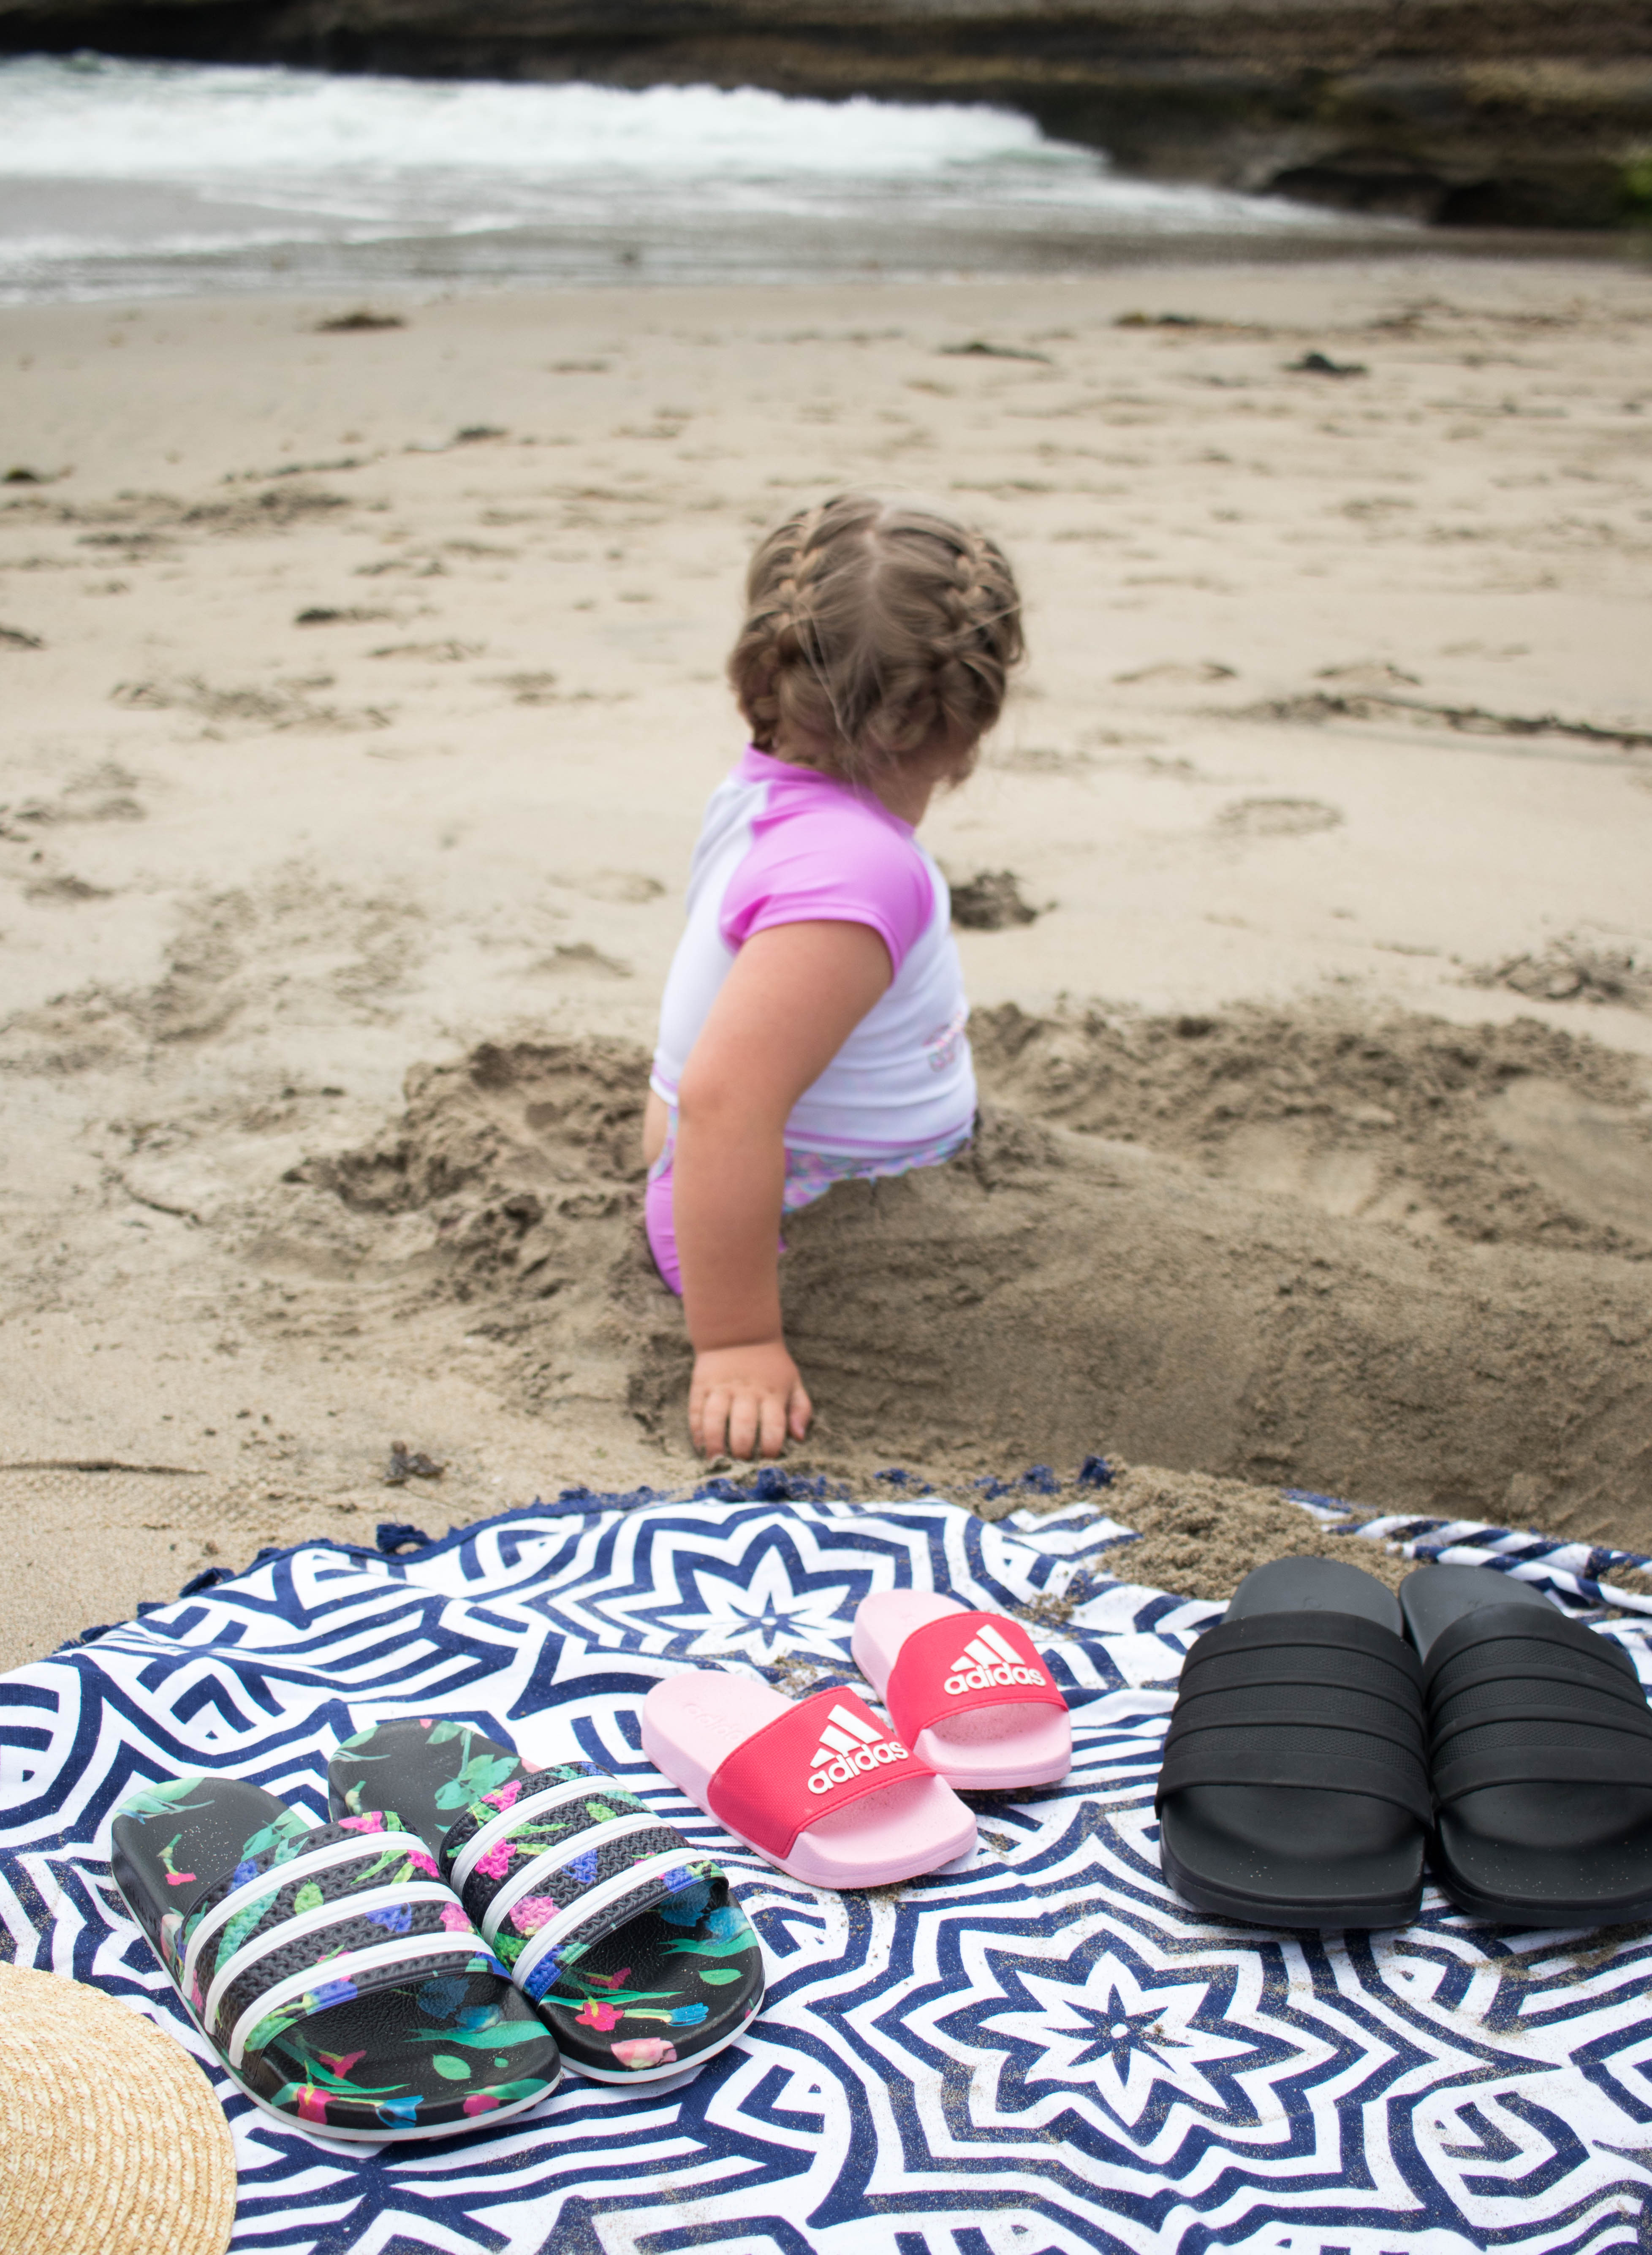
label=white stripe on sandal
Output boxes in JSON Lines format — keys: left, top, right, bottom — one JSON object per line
{"left": 478, "top": 1813, "right": 669, "bottom": 1944}
{"left": 226, "top": 1930, "right": 492, "bottom": 2069}
{"left": 182, "top": 1828, "right": 432, "bottom": 1998}
{"left": 446, "top": 1777, "right": 614, "bottom": 1893}
{"left": 203, "top": 1881, "right": 457, "bottom": 2039}
{"left": 510, "top": 1848, "right": 702, "bottom": 1996}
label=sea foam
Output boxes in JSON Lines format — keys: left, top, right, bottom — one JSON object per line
{"left": 0, "top": 53, "right": 1350, "bottom": 302}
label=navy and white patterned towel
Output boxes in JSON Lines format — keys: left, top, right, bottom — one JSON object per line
{"left": 5, "top": 1487, "right": 1652, "bottom": 2255}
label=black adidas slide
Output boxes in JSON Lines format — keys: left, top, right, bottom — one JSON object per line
{"left": 111, "top": 1773, "right": 562, "bottom": 2138}
{"left": 1402, "top": 1564, "right": 1652, "bottom": 1926}
{"left": 330, "top": 1719, "right": 765, "bottom": 2082}
{"left": 1157, "top": 1557, "right": 1429, "bottom": 1928}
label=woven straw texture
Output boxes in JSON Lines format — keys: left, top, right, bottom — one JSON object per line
{"left": 0, "top": 1963, "right": 235, "bottom": 2255}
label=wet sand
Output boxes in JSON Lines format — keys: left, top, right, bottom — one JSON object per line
{"left": 1, "top": 258, "right": 1649, "bottom": 1668}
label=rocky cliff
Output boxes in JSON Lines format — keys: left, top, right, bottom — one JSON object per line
{"left": 4, "top": 0, "right": 1651, "bottom": 227}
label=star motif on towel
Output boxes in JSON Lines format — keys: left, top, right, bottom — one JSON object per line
{"left": 1060, "top": 1993, "right": 1178, "bottom": 2076}
{"left": 970, "top": 1948, "right": 1300, "bottom": 2141}
{"left": 655, "top": 1546, "right": 856, "bottom": 1660}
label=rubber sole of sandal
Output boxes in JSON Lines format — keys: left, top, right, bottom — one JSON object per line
{"left": 1158, "top": 1557, "right": 1426, "bottom": 1930}
{"left": 1418, "top": 1863, "right": 1652, "bottom": 1930}
{"left": 1402, "top": 1565, "right": 1652, "bottom": 1927}
{"left": 1159, "top": 1804, "right": 1426, "bottom": 1929}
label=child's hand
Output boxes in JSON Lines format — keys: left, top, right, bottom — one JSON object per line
{"left": 690, "top": 1341, "right": 812, "bottom": 1461}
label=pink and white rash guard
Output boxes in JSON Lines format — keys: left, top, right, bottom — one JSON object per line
{"left": 650, "top": 746, "right": 975, "bottom": 1156}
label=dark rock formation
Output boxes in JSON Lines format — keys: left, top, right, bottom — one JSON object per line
{"left": 5, "top": 0, "right": 1651, "bottom": 228}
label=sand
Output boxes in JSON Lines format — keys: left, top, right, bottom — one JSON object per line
{"left": 2, "top": 258, "right": 1650, "bottom": 1671}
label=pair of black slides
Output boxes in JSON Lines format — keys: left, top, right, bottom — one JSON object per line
{"left": 1156, "top": 1557, "right": 1652, "bottom": 1929}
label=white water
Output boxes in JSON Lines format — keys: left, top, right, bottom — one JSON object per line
{"left": 0, "top": 52, "right": 1356, "bottom": 302}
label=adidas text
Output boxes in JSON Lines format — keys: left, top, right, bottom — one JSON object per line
{"left": 943, "top": 1662, "right": 1044, "bottom": 1695}
{"left": 943, "top": 1625, "right": 1046, "bottom": 1698}
{"left": 807, "top": 1701, "right": 910, "bottom": 1794}
{"left": 807, "top": 1740, "right": 911, "bottom": 1793}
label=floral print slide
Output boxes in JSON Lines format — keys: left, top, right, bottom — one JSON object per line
{"left": 111, "top": 1774, "right": 562, "bottom": 2140}
{"left": 329, "top": 1719, "right": 766, "bottom": 2083}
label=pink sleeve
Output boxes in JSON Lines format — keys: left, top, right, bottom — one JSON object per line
{"left": 720, "top": 803, "right": 935, "bottom": 977}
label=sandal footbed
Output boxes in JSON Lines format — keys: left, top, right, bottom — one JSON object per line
{"left": 1402, "top": 1566, "right": 1652, "bottom": 1926}
{"left": 1160, "top": 1558, "right": 1425, "bottom": 1929}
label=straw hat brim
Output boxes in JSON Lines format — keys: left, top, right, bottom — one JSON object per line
{"left": 0, "top": 1962, "right": 236, "bottom": 2255}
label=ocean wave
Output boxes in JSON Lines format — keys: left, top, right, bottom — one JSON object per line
{"left": 0, "top": 53, "right": 1358, "bottom": 302}
{"left": 1, "top": 56, "right": 1107, "bottom": 183}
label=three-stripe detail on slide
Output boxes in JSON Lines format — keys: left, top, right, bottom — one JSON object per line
{"left": 508, "top": 1850, "right": 709, "bottom": 1997}
{"left": 476, "top": 1812, "right": 672, "bottom": 1942}
{"left": 178, "top": 1828, "right": 499, "bottom": 2069}
{"left": 447, "top": 1776, "right": 626, "bottom": 1894}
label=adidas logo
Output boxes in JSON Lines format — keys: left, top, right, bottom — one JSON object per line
{"left": 807, "top": 1703, "right": 911, "bottom": 1795}
{"left": 943, "top": 1623, "right": 1046, "bottom": 1697}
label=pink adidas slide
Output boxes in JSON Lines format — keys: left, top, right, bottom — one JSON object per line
{"left": 641, "top": 1668, "right": 976, "bottom": 1888}
{"left": 852, "top": 1592, "right": 1071, "bottom": 1792}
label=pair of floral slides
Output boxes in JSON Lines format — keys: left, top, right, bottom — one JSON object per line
{"left": 112, "top": 1592, "right": 1076, "bottom": 2144}
{"left": 112, "top": 1717, "right": 765, "bottom": 2143}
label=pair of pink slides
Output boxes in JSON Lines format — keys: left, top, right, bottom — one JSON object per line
{"left": 641, "top": 1591, "right": 1072, "bottom": 1889}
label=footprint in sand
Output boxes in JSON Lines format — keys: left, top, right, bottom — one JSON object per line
{"left": 294, "top": 605, "right": 395, "bottom": 627}
{"left": 491, "top": 671, "right": 562, "bottom": 706}
{"left": 1215, "top": 798, "right": 1343, "bottom": 840}
{"left": 1113, "top": 659, "right": 1236, "bottom": 686}
{"left": 369, "top": 640, "right": 483, "bottom": 663}
{"left": 1316, "top": 661, "right": 1421, "bottom": 690}
{"left": 551, "top": 870, "right": 666, "bottom": 905}
{"left": 1486, "top": 1077, "right": 1652, "bottom": 1241}
{"left": 529, "top": 942, "right": 631, "bottom": 978}
{"left": 5, "top": 762, "right": 144, "bottom": 829}
{"left": 949, "top": 869, "right": 1040, "bottom": 929}
{"left": 992, "top": 744, "right": 1096, "bottom": 776}
{"left": 22, "top": 872, "right": 114, "bottom": 903}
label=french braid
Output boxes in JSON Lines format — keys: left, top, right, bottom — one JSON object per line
{"left": 728, "top": 493, "right": 1023, "bottom": 786}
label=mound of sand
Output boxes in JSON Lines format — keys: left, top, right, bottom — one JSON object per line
{"left": 283, "top": 1003, "right": 1652, "bottom": 1546}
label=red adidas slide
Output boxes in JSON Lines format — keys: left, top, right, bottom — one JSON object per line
{"left": 641, "top": 1668, "right": 976, "bottom": 1888}
{"left": 852, "top": 1592, "right": 1071, "bottom": 1792}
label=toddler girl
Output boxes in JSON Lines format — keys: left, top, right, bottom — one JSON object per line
{"left": 645, "top": 492, "right": 1024, "bottom": 1460}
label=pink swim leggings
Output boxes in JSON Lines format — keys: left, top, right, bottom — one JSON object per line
{"left": 644, "top": 1164, "right": 686, "bottom": 1297}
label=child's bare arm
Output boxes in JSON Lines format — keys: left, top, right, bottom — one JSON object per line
{"left": 674, "top": 920, "right": 891, "bottom": 1459}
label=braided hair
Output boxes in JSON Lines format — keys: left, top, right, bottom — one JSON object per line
{"left": 728, "top": 492, "right": 1024, "bottom": 787}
